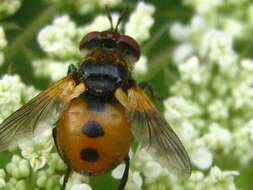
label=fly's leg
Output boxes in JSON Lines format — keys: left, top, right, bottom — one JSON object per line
{"left": 139, "top": 82, "right": 163, "bottom": 100}
{"left": 67, "top": 64, "right": 78, "bottom": 75}
{"left": 61, "top": 166, "right": 72, "bottom": 190}
{"left": 117, "top": 155, "right": 130, "bottom": 190}
{"left": 52, "top": 127, "right": 61, "bottom": 157}
{"left": 52, "top": 128, "right": 72, "bottom": 190}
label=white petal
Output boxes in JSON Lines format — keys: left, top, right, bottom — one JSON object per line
{"left": 70, "top": 184, "right": 92, "bottom": 190}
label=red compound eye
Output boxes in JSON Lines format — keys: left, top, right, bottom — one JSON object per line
{"left": 79, "top": 31, "right": 141, "bottom": 62}
{"left": 118, "top": 35, "right": 140, "bottom": 61}
{"left": 79, "top": 32, "right": 101, "bottom": 50}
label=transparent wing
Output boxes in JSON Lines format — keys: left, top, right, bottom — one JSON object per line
{"left": 115, "top": 87, "right": 191, "bottom": 177}
{"left": 0, "top": 76, "right": 85, "bottom": 151}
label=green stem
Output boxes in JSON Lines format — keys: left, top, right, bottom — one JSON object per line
{"left": 139, "top": 47, "right": 172, "bottom": 81}
{"left": 143, "top": 23, "right": 171, "bottom": 54}
{"left": 4, "top": 5, "right": 57, "bottom": 64}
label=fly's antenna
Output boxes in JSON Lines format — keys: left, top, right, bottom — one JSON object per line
{"left": 105, "top": 6, "right": 129, "bottom": 33}
{"left": 105, "top": 6, "right": 114, "bottom": 31}
{"left": 114, "top": 7, "right": 128, "bottom": 33}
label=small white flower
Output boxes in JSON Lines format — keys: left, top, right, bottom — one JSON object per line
{"left": 125, "top": 171, "right": 143, "bottom": 190}
{"left": 191, "top": 139, "right": 213, "bottom": 170}
{"left": 125, "top": 2, "right": 155, "bottom": 43}
{"left": 64, "top": 172, "right": 90, "bottom": 190}
{"left": 70, "top": 184, "right": 92, "bottom": 190}
{"left": 232, "top": 124, "right": 253, "bottom": 165}
{"left": 222, "top": 18, "right": 244, "bottom": 39}
{"left": 5, "top": 178, "right": 26, "bottom": 190}
{"left": 211, "top": 76, "right": 229, "bottom": 96}
{"left": 38, "top": 15, "right": 78, "bottom": 59}
{"left": 179, "top": 56, "right": 202, "bottom": 84}
{"left": 204, "top": 123, "right": 232, "bottom": 151}
{"left": 112, "top": 164, "right": 125, "bottom": 179}
{"left": 18, "top": 123, "right": 53, "bottom": 170}
{"left": 195, "top": 90, "right": 212, "bottom": 106}
{"left": 189, "top": 16, "right": 208, "bottom": 37}
{"left": 77, "top": 14, "right": 119, "bottom": 40}
{"left": 179, "top": 121, "right": 198, "bottom": 143}
{"left": 209, "top": 166, "right": 239, "bottom": 181}
{"left": 232, "top": 82, "right": 253, "bottom": 109}
{"left": 170, "top": 81, "right": 193, "bottom": 97}
{"left": 170, "top": 22, "right": 188, "bottom": 41}
{"left": 6, "top": 155, "right": 30, "bottom": 179}
{"left": 207, "top": 99, "right": 228, "bottom": 120}
{"left": 0, "top": 75, "right": 34, "bottom": 122}
{"left": 164, "top": 97, "right": 199, "bottom": 120}
{"left": 241, "top": 59, "right": 253, "bottom": 71}
{"left": 32, "top": 59, "right": 71, "bottom": 81}
{"left": 0, "top": 0, "right": 22, "bottom": 18}
{"left": 187, "top": 16, "right": 208, "bottom": 47}
{"left": 131, "top": 171, "right": 143, "bottom": 187}
{"left": 201, "top": 30, "right": 236, "bottom": 69}
{"left": 0, "top": 169, "right": 5, "bottom": 188}
{"left": 190, "top": 171, "right": 204, "bottom": 181}
{"left": 36, "top": 168, "right": 62, "bottom": 189}
{"left": 133, "top": 55, "right": 148, "bottom": 75}
{"left": 172, "top": 43, "right": 193, "bottom": 64}
{"left": 143, "top": 161, "right": 162, "bottom": 179}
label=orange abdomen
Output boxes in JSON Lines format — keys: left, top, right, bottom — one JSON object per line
{"left": 56, "top": 95, "right": 132, "bottom": 175}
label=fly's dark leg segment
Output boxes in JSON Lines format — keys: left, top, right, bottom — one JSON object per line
{"left": 117, "top": 155, "right": 130, "bottom": 190}
{"left": 139, "top": 82, "right": 156, "bottom": 99}
{"left": 52, "top": 127, "right": 62, "bottom": 158}
{"left": 67, "top": 64, "right": 78, "bottom": 75}
{"left": 61, "top": 166, "right": 72, "bottom": 190}
{"left": 139, "top": 82, "right": 164, "bottom": 100}
{"left": 53, "top": 128, "right": 73, "bottom": 190}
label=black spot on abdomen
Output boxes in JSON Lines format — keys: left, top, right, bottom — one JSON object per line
{"left": 82, "top": 121, "right": 104, "bottom": 137}
{"left": 81, "top": 148, "right": 99, "bottom": 162}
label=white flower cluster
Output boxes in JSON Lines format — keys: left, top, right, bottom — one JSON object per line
{"left": 0, "top": 75, "right": 36, "bottom": 123}
{"left": 183, "top": 0, "right": 253, "bottom": 40}
{"left": 6, "top": 155, "right": 30, "bottom": 180}
{"left": 18, "top": 123, "right": 54, "bottom": 171}
{"left": 168, "top": 15, "right": 253, "bottom": 170}
{"left": 0, "top": 27, "right": 7, "bottom": 66}
{"left": 129, "top": 5, "right": 253, "bottom": 189}
{"left": 177, "top": 166, "right": 239, "bottom": 190}
{"left": 133, "top": 55, "right": 148, "bottom": 76}
{"left": 38, "top": 15, "right": 78, "bottom": 59}
{"left": 0, "top": 0, "right": 22, "bottom": 19}
{"left": 66, "top": 173, "right": 90, "bottom": 190}
{"left": 125, "top": 2, "right": 155, "bottom": 43}
{"left": 35, "top": 15, "right": 79, "bottom": 81}
{"left": 112, "top": 149, "right": 239, "bottom": 190}
{"left": 0, "top": 74, "right": 91, "bottom": 190}
{"left": 35, "top": 1, "right": 154, "bottom": 81}
{"left": 77, "top": 13, "right": 120, "bottom": 37}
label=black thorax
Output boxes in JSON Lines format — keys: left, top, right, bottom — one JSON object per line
{"left": 79, "top": 60, "right": 129, "bottom": 96}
